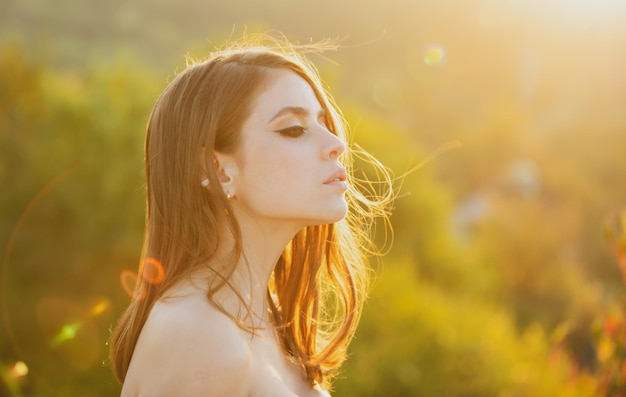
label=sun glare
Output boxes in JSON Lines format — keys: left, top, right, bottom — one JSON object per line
{"left": 541, "top": 0, "right": 626, "bottom": 19}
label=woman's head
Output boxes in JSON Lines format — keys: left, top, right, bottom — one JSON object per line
{"left": 110, "top": 36, "right": 393, "bottom": 388}
{"left": 144, "top": 45, "right": 349, "bottom": 283}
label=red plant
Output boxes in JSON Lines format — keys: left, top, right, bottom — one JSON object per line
{"left": 594, "top": 210, "right": 626, "bottom": 396}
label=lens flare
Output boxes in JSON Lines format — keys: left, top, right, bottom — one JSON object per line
{"left": 1, "top": 360, "right": 29, "bottom": 397}
{"left": 36, "top": 296, "right": 101, "bottom": 371}
{"left": 141, "top": 257, "right": 165, "bottom": 285}
{"left": 424, "top": 45, "right": 446, "bottom": 67}
{"left": 120, "top": 269, "right": 146, "bottom": 300}
{"left": 120, "top": 269, "right": 139, "bottom": 296}
{"left": 90, "top": 299, "right": 110, "bottom": 316}
{"left": 120, "top": 257, "right": 165, "bottom": 299}
{"left": 9, "top": 361, "right": 29, "bottom": 378}
{"left": 1, "top": 165, "right": 77, "bottom": 364}
{"left": 50, "top": 321, "right": 82, "bottom": 348}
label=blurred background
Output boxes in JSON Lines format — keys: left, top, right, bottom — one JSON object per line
{"left": 1, "top": 0, "right": 626, "bottom": 395}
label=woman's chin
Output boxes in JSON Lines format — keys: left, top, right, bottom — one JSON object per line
{"left": 317, "top": 204, "right": 349, "bottom": 225}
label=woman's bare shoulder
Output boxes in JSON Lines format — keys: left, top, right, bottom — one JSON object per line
{"left": 122, "top": 291, "right": 251, "bottom": 397}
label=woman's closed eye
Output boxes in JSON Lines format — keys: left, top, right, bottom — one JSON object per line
{"left": 274, "top": 125, "right": 307, "bottom": 138}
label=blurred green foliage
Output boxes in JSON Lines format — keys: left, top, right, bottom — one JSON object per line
{"left": 0, "top": 42, "right": 159, "bottom": 397}
{"left": 2, "top": 0, "right": 626, "bottom": 396}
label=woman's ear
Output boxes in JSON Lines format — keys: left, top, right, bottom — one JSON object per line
{"left": 213, "top": 151, "right": 239, "bottom": 196}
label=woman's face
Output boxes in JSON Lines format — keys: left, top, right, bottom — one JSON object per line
{"left": 225, "top": 69, "right": 348, "bottom": 230}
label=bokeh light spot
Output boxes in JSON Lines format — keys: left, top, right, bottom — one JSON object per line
{"left": 120, "top": 259, "right": 165, "bottom": 298}
{"left": 424, "top": 45, "right": 446, "bottom": 67}
{"left": 50, "top": 321, "right": 82, "bottom": 348}
{"left": 140, "top": 257, "right": 165, "bottom": 285}
{"left": 9, "top": 361, "right": 29, "bottom": 378}
{"left": 36, "top": 296, "right": 101, "bottom": 370}
{"left": 0, "top": 360, "right": 29, "bottom": 397}
{"left": 120, "top": 269, "right": 139, "bottom": 297}
{"left": 90, "top": 299, "right": 110, "bottom": 316}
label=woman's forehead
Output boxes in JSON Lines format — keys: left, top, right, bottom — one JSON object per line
{"left": 249, "top": 69, "right": 324, "bottom": 124}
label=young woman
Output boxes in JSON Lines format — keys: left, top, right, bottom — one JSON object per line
{"left": 109, "top": 37, "right": 392, "bottom": 396}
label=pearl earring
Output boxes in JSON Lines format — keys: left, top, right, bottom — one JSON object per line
{"left": 200, "top": 179, "right": 210, "bottom": 187}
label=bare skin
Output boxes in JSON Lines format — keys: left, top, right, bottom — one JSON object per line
{"left": 120, "top": 280, "right": 330, "bottom": 397}
{"left": 120, "top": 69, "right": 344, "bottom": 396}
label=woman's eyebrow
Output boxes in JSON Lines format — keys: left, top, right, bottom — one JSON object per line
{"left": 269, "top": 106, "right": 325, "bottom": 122}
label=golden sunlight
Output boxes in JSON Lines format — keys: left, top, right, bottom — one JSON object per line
{"left": 548, "top": 0, "right": 626, "bottom": 16}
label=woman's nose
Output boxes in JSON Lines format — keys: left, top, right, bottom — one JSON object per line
{"left": 323, "top": 130, "right": 346, "bottom": 160}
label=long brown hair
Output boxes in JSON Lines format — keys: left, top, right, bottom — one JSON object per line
{"left": 109, "top": 36, "right": 393, "bottom": 389}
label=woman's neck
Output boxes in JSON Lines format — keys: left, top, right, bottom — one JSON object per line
{"left": 209, "top": 210, "right": 304, "bottom": 327}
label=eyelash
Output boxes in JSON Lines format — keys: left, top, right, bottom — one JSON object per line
{"left": 275, "top": 126, "right": 307, "bottom": 138}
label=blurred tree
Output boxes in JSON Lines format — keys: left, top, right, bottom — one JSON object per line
{"left": 1, "top": 42, "right": 160, "bottom": 396}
